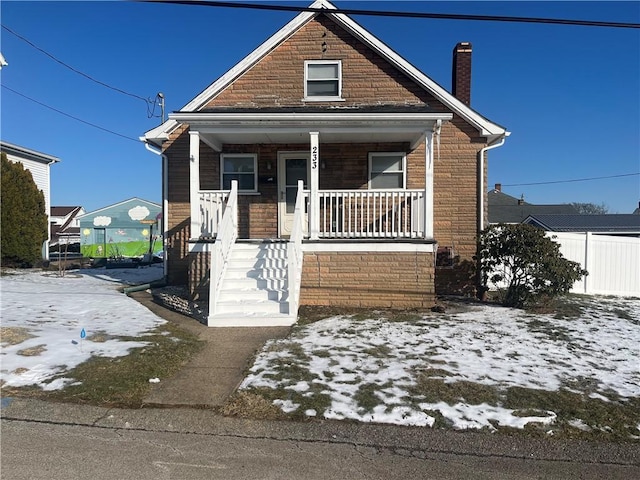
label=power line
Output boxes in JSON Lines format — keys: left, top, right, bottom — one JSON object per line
{"left": 2, "top": 85, "right": 142, "bottom": 144}
{"left": 502, "top": 172, "right": 640, "bottom": 187}
{"left": 139, "top": 1, "right": 640, "bottom": 29}
{"left": 1, "top": 24, "right": 152, "bottom": 104}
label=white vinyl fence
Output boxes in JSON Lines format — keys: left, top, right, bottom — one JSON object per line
{"left": 548, "top": 232, "right": 640, "bottom": 297}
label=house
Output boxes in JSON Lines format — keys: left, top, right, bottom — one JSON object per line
{"left": 0, "top": 140, "right": 59, "bottom": 260}
{"left": 523, "top": 214, "right": 640, "bottom": 237}
{"left": 50, "top": 206, "right": 85, "bottom": 251}
{"left": 77, "top": 198, "right": 162, "bottom": 260}
{"left": 141, "top": 0, "right": 509, "bottom": 326}
{"left": 488, "top": 183, "right": 578, "bottom": 224}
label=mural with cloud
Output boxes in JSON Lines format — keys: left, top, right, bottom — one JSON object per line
{"left": 128, "top": 205, "right": 151, "bottom": 221}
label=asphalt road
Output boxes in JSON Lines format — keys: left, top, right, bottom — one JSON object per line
{"left": 1, "top": 399, "right": 639, "bottom": 480}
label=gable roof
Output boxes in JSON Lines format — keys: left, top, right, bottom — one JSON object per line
{"left": 1, "top": 140, "right": 60, "bottom": 165}
{"left": 51, "top": 206, "right": 83, "bottom": 217}
{"left": 487, "top": 189, "right": 578, "bottom": 224}
{"left": 143, "top": 0, "right": 508, "bottom": 148}
{"left": 77, "top": 198, "right": 160, "bottom": 219}
{"left": 524, "top": 214, "right": 640, "bottom": 233}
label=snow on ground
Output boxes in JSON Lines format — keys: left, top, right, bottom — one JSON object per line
{"left": 1, "top": 265, "right": 165, "bottom": 390}
{"left": 241, "top": 297, "right": 640, "bottom": 430}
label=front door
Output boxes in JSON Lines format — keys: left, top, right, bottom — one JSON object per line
{"left": 278, "top": 152, "right": 309, "bottom": 237}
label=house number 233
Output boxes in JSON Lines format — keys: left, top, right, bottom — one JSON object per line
{"left": 311, "top": 146, "right": 318, "bottom": 170}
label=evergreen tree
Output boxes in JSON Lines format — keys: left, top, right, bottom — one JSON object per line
{"left": 1, "top": 152, "right": 48, "bottom": 266}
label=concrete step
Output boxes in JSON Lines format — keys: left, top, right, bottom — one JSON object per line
{"left": 215, "top": 298, "right": 288, "bottom": 315}
{"left": 207, "top": 313, "right": 296, "bottom": 327}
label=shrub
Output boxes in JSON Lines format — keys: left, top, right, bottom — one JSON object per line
{"left": 477, "top": 223, "right": 587, "bottom": 308}
{"left": 1, "top": 152, "right": 48, "bottom": 267}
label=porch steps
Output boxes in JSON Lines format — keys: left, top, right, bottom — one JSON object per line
{"left": 208, "top": 241, "right": 297, "bottom": 327}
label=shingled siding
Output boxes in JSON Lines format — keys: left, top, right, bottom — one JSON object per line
{"left": 299, "top": 251, "right": 435, "bottom": 308}
{"left": 204, "top": 15, "right": 438, "bottom": 109}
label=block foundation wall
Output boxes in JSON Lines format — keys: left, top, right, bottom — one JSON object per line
{"left": 299, "top": 251, "right": 435, "bottom": 309}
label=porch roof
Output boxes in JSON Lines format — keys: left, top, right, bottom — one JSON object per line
{"left": 171, "top": 107, "right": 452, "bottom": 151}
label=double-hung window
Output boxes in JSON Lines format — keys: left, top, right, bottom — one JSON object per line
{"left": 368, "top": 152, "right": 406, "bottom": 189}
{"left": 304, "top": 60, "right": 342, "bottom": 100}
{"left": 221, "top": 154, "right": 257, "bottom": 192}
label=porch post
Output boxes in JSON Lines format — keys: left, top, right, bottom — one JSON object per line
{"left": 309, "top": 131, "right": 320, "bottom": 240}
{"left": 424, "top": 130, "right": 434, "bottom": 239}
{"left": 189, "top": 131, "right": 201, "bottom": 239}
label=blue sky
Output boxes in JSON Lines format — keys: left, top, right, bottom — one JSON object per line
{"left": 1, "top": 1, "right": 638, "bottom": 213}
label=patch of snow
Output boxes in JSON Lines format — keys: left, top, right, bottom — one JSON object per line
{"left": 241, "top": 297, "right": 639, "bottom": 429}
{"left": 1, "top": 266, "right": 166, "bottom": 390}
{"left": 273, "top": 399, "right": 299, "bottom": 413}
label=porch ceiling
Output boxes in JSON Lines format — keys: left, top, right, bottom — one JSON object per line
{"left": 170, "top": 111, "right": 453, "bottom": 151}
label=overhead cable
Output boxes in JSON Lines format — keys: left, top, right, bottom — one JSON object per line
{"left": 2, "top": 85, "right": 141, "bottom": 143}
{"left": 139, "top": 1, "right": 640, "bottom": 29}
{"left": 502, "top": 172, "right": 640, "bottom": 187}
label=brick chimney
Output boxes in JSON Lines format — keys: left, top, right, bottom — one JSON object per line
{"left": 494, "top": 183, "right": 502, "bottom": 192}
{"left": 452, "top": 42, "right": 472, "bottom": 106}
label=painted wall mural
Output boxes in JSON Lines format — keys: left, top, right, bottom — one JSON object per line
{"left": 79, "top": 198, "right": 162, "bottom": 259}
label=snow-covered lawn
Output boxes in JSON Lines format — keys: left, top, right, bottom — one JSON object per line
{"left": 1, "top": 265, "right": 165, "bottom": 390}
{"left": 240, "top": 297, "right": 640, "bottom": 435}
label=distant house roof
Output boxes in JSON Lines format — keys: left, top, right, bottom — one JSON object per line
{"left": 51, "top": 206, "right": 83, "bottom": 217}
{"left": 487, "top": 188, "right": 578, "bottom": 224}
{"left": 0, "top": 140, "right": 60, "bottom": 165}
{"left": 523, "top": 214, "right": 640, "bottom": 234}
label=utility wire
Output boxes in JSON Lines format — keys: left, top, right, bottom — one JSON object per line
{"left": 1, "top": 24, "right": 152, "bottom": 104}
{"left": 2, "top": 85, "right": 142, "bottom": 144}
{"left": 502, "top": 172, "right": 640, "bottom": 187}
{"left": 139, "top": 0, "right": 640, "bottom": 29}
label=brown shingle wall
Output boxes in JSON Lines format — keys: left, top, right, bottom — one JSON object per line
{"left": 300, "top": 251, "right": 435, "bottom": 308}
{"left": 165, "top": 126, "right": 190, "bottom": 285}
{"left": 189, "top": 251, "right": 210, "bottom": 300}
{"left": 205, "top": 15, "right": 439, "bottom": 108}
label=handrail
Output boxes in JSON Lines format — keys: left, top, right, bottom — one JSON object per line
{"left": 287, "top": 180, "right": 306, "bottom": 318}
{"left": 198, "top": 190, "right": 230, "bottom": 237}
{"left": 317, "top": 189, "right": 425, "bottom": 238}
{"left": 208, "top": 181, "right": 238, "bottom": 323}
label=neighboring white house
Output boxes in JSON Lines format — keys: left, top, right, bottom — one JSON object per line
{"left": 1, "top": 141, "right": 60, "bottom": 260}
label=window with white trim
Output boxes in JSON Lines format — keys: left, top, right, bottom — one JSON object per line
{"left": 304, "top": 60, "right": 342, "bottom": 100}
{"left": 368, "top": 152, "right": 406, "bottom": 189}
{"left": 221, "top": 154, "right": 257, "bottom": 192}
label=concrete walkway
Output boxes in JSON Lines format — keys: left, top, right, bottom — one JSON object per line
{"left": 129, "top": 291, "right": 291, "bottom": 408}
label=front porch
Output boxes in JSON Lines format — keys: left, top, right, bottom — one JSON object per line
{"left": 180, "top": 111, "right": 449, "bottom": 325}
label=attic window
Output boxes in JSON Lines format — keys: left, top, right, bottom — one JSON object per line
{"left": 304, "top": 60, "right": 342, "bottom": 100}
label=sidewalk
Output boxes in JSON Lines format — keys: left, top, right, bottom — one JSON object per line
{"left": 128, "top": 291, "right": 291, "bottom": 407}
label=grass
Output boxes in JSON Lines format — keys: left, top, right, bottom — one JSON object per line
{"left": 223, "top": 297, "right": 640, "bottom": 441}
{"left": 1, "top": 322, "right": 203, "bottom": 408}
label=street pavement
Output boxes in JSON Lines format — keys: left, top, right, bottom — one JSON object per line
{"left": 1, "top": 397, "right": 639, "bottom": 479}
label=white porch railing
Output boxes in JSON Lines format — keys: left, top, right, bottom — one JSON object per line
{"left": 199, "top": 190, "right": 230, "bottom": 238}
{"left": 318, "top": 189, "right": 426, "bottom": 238}
{"left": 287, "top": 181, "right": 307, "bottom": 318}
{"left": 208, "top": 181, "right": 238, "bottom": 323}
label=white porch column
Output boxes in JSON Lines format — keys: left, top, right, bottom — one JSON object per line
{"left": 309, "top": 131, "right": 320, "bottom": 240}
{"left": 424, "top": 130, "right": 435, "bottom": 239}
{"left": 189, "top": 131, "right": 201, "bottom": 239}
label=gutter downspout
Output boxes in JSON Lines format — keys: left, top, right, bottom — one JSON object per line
{"left": 478, "top": 136, "right": 507, "bottom": 232}
{"left": 476, "top": 135, "right": 507, "bottom": 300}
{"left": 142, "top": 140, "right": 169, "bottom": 280}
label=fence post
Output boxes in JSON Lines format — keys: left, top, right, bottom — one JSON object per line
{"left": 583, "top": 232, "right": 591, "bottom": 294}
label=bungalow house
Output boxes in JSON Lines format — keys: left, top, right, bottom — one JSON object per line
{"left": 0, "top": 140, "right": 59, "bottom": 260}
{"left": 141, "top": 0, "right": 509, "bottom": 326}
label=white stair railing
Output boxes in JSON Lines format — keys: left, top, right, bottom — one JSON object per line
{"left": 208, "top": 181, "right": 238, "bottom": 323}
{"left": 199, "top": 190, "right": 230, "bottom": 237}
{"left": 287, "top": 180, "right": 307, "bottom": 318}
